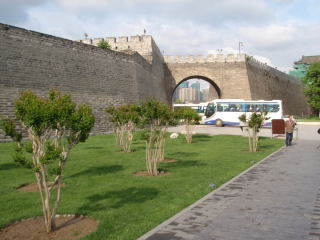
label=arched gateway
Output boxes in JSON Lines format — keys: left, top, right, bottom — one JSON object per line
{"left": 173, "top": 75, "right": 221, "bottom": 99}
{"left": 164, "top": 54, "right": 308, "bottom": 115}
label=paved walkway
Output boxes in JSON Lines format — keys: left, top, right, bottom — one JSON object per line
{"left": 138, "top": 124, "right": 320, "bottom": 240}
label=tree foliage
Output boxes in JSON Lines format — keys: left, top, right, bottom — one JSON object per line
{"left": 106, "top": 104, "right": 140, "bottom": 152}
{"left": 174, "top": 107, "right": 201, "bottom": 144}
{"left": 3, "top": 90, "right": 95, "bottom": 233}
{"left": 239, "top": 111, "right": 269, "bottom": 152}
{"left": 303, "top": 62, "right": 320, "bottom": 115}
{"left": 97, "top": 39, "right": 111, "bottom": 49}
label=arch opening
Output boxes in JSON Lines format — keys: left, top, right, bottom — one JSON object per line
{"left": 172, "top": 76, "right": 221, "bottom": 104}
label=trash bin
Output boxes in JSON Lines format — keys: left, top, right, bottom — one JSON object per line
{"left": 271, "top": 119, "right": 285, "bottom": 138}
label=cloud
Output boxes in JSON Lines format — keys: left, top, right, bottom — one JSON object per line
{"left": 240, "top": 24, "right": 297, "bottom": 51}
{"left": 54, "top": 0, "right": 274, "bottom": 26}
{"left": 1, "top": 0, "right": 319, "bottom": 72}
{"left": 0, "top": 0, "right": 48, "bottom": 24}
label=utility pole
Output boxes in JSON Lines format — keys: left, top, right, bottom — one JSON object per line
{"left": 238, "top": 41, "right": 243, "bottom": 54}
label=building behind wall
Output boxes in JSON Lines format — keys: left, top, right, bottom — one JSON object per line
{"left": 289, "top": 55, "right": 320, "bottom": 79}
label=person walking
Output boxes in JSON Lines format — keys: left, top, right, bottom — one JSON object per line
{"left": 285, "top": 115, "right": 296, "bottom": 146}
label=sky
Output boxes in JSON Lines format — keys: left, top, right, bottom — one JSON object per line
{"left": 0, "top": 0, "right": 319, "bottom": 73}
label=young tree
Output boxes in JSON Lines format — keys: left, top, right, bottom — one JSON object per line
{"left": 3, "top": 90, "right": 95, "bottom": 233}
{"left": 239, "top": 112, "right": 269, "bottom": 152}
{"left": 139, "top": 99, "right": 174, "bottom": 176}
{"left": 174, "top": 107, "right": 201, "bottom": 144}
{"left": 303, "top": 62, "right": 320, "bottom": 117}
{"left": 97, "top": 39, "right": 111, "bottom": 49}
{"left": 106, "top": 104, "right": 140, "bottom": 152}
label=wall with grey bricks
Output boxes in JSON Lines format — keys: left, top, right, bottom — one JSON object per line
{"left": 246, "top": 57, "right": 309, "bottom": 115}
{"left": 0, "top": 23, "right": 310, "bottom": 141}
{"left": 0, "top": 24, "right": 173, "bottom": 140}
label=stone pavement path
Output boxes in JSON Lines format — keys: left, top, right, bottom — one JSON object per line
{"left": 138, "top": 125, "right": 320, "bottom": 240}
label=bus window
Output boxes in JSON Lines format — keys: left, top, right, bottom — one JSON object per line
{"left": 217, "top": 103, "right": 231, "bottom": 112}
{"left": 205, "top": 103, "right": 215, "bottom": 117}
{"left": 229, "top": 103, "right": 242, "bottom": 112}
{"left": 245, "top": 104, "right": 255, "bottom": 112}
{"left": 256, "top": 104, "right": 263, "bottom": 112}
{"left": 262, "top": 104, "right": 269, "bottom": 112}
{"left": 270, "top": 104, "right": 280, "bottom": 112}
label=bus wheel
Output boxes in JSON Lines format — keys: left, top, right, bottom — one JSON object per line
{"left": 216, "top": 119, "right": 224, "bottom": 127}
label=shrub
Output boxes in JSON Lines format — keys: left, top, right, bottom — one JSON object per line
{"left": 174, "top": 107, "right": 200, "bottom": 144}
{"left": 106, "top": 104, "right": 140, "bottom": 152}
{"left": 139, "top": 99, "right": 175, "bottom": 176}
{"left": 97, "top": 39, "right": 111, "bottom": 49}
{"left": 239, "top": 111, "right": 269, "bottom": 152}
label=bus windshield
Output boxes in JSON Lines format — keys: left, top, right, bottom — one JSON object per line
{"left": 205, "top": 103, "right": 215, "bottom": 117}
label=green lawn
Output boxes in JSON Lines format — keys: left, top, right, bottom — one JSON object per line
{"left": 295, "top": 115, "right": 320, "bottom": 122}
{"left": 0, "top": 133, "right": 283, "bottom": 240}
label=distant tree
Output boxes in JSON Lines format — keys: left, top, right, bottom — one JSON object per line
{"left": 2, "top": 90, "right": 95, "bottom": 233}
{"left": 239, "top": 112, "right": 269, "bottom": 152}
{"left": 0, "top": 116, "right": 33, "bottom": 167}
{"left": 139, "top": 99, "right": 175, "bottom": 176}
{"left": 106, "top": 104, "right": 140, "bottom": 152}
{"left": 174, "top": 107, "right": 201, "bottom": 144}
{"left": 97, "top": 39, "right": 111, "bottom": 49}
{"left": 303, "top": 62, "right": 320, "bottom": 116}
{"left": 174, "top": 98, "right": 182, "bottom": 104}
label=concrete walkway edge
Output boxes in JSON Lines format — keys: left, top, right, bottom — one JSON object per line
{"left": 137, "top": 145, "right": 286, "bottom": 240}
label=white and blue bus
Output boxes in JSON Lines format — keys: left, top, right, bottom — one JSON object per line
{"left": 203, "top": 99, "right": 283, "bottom": 127}
{"left": 173, "top": 103, "right": 208, "bottom": 119}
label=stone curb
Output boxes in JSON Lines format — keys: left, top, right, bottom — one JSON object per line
{"left": 296, "top": 122, "right": 320, "bottom": 125}
{"left": 137, "top": 145, "right": 286, "bottom": 240}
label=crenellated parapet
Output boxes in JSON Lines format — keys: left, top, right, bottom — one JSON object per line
{"left": 79, "top": 35, "right": 154, "bottom": 58}
{"left": 164, "top": 54, "right": 246, "bottom": 63}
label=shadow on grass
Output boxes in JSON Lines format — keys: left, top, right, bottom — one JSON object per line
{"left": 258, "top": 144, "right": 276, "bottom": 150}
{"left": 191, "top": 134, "right": 211, "bottom": 143}
{"left": 161, "top": 160, "right": 206, "bottom": 168}
{"left": 78, "top": 187, "right": 159, "bottom": 213}
{"left": 170, "top": 151, "right": 199, "bottom": 158}
{"left": 83, "top": 146, "right": 104, "bottom": 150}
{"left": 68, "top": 165, "right": 123, "bottom": 178}
{"left": 0, "top": 163, "right": 21, "bottom": 171}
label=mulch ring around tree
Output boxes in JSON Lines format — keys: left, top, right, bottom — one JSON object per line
{"left": 17, "top": 182, "right": 66, "bottom": 192}
{"left": 0, "top": 215, "right": 99, "bottom": 240}
{"left": 133, "top": 170, "right": 169, "bottom": 176}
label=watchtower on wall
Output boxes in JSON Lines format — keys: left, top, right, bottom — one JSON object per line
{"left": 79, "top": 35, "right": 157, "bottom": 63}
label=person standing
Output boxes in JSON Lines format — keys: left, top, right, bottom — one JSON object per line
{"left": 285, "top": 115, "right": 296, "bottom": 146}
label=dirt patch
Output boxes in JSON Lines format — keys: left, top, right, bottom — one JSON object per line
{"left": 0, "top": 215, "right": 98, "bottom": 240}
{"left": 134, "top": 170, "right": 169, "bottom": 176}
{"left": 17, "top": 182, "right": 66, "bottom": 192}
{"left": 160, "top": 159, "right": 177, "bottom": 163}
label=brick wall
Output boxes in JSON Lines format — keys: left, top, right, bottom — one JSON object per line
{"left": 0, "top": 24, "right": 172, "bottom": 140}
{"left": 246, "top": 57, "right": 310, "bottom": 115}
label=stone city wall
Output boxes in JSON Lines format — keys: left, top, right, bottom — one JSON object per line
{"left": 0, "top": 24, "right": 173, "bottom": 140}
{"left": 245, "top": 57, "right": 310, "bottom": 115}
